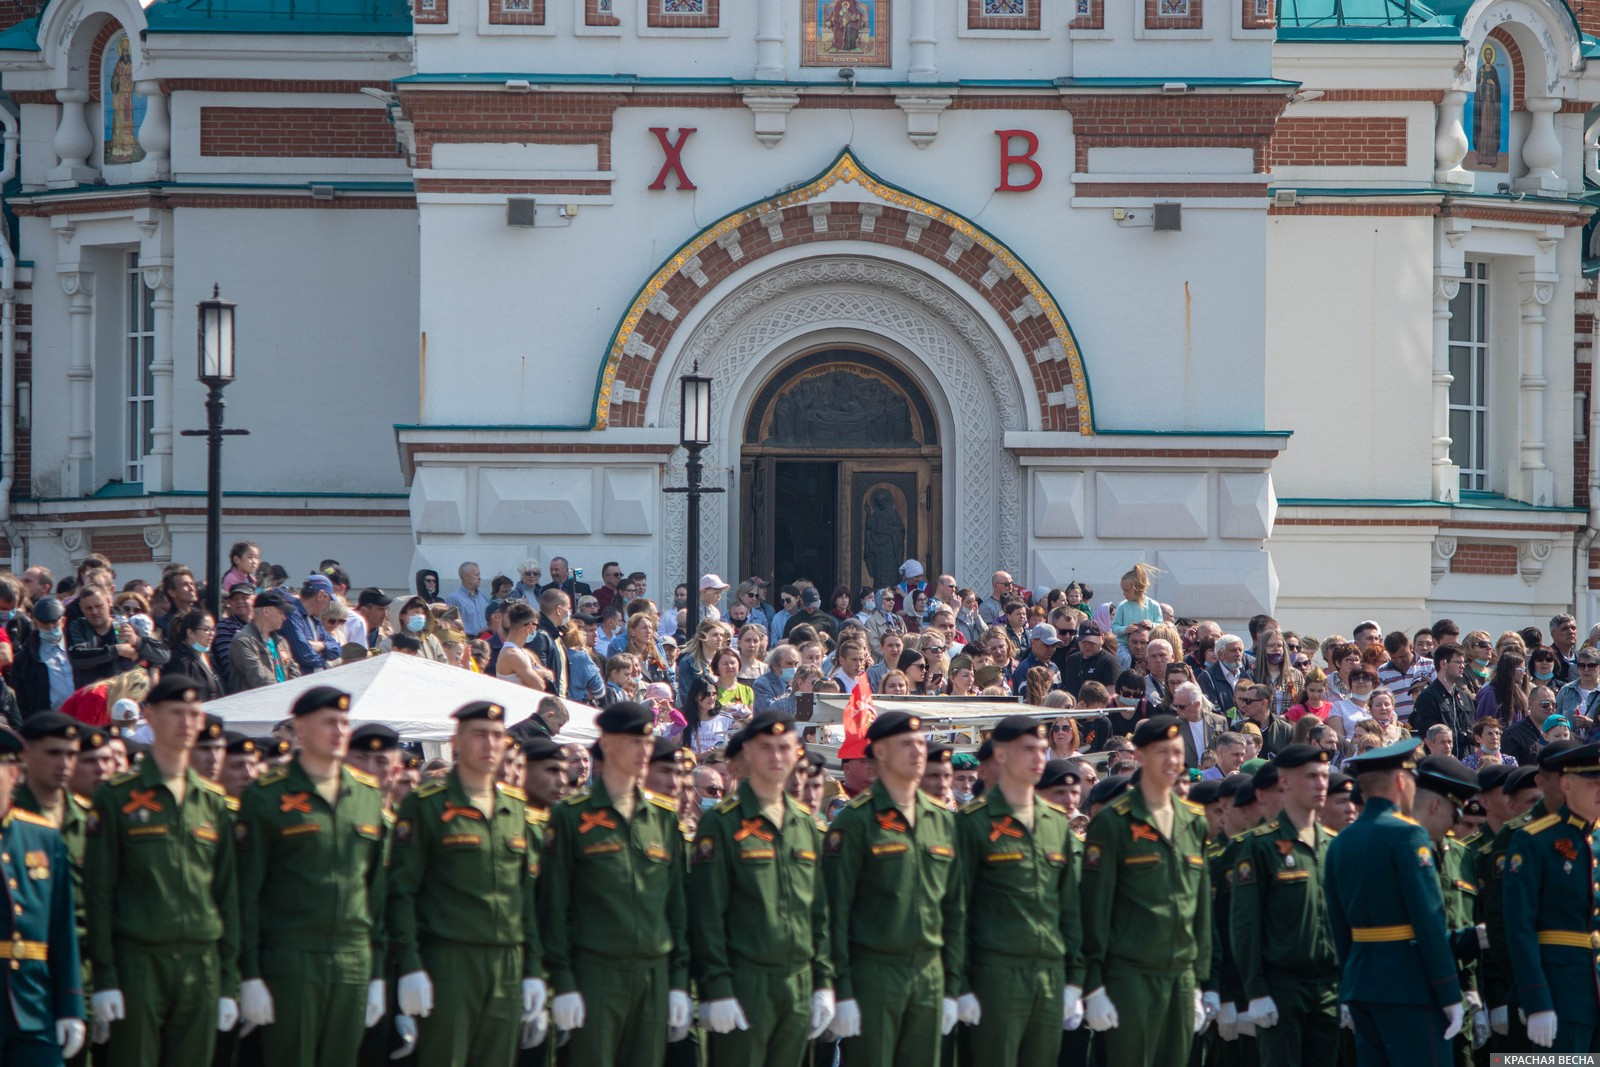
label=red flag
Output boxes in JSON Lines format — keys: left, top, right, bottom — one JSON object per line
{"left": 838, "top": 675, "right": 877, "bottom": 761}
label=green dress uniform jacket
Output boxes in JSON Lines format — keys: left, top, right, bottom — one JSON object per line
{"left": 1501, "top": 805, "right": 1600, "bottom": 1033}
{"left": 1229, "top": 814, "right": 1339, "bottom": 998}
{"left": 1481, "top": 804, "right": 1541, "bottom": 1023}
{"left": 10, "top": 786, "right": 88, "bottom": 918}
{"left": 0, "top": 806, "right": 82, "bottom": 1032}
{"left": 1436, "top": 835, "right": 1480, "bottom": 988}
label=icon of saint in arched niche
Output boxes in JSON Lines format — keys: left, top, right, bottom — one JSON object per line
{"left": 102, "top": 33, "right": 146, "bottom": 166}
{"left": 1467, "top": 41, "right": 1509, "bottom": 171}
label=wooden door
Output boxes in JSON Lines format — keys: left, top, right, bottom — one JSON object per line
{"left": 839, "top": 459, "right": 939, "bottom": 593}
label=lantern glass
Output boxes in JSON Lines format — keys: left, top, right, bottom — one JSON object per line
{"left": 197, "top": 291, "right": 236, "bottom": 383}
{"left": 680, "top": 373, "right": 712, "bottom": 447}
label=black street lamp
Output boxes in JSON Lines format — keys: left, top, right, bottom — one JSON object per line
{"left": 181, "top": 285, "right": 248, "bottom": 619}
{"left": 663, "top": 362, "right": 722, "bottom": 622}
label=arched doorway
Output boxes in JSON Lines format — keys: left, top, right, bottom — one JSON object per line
{"left": 739, "top": 348, "right": 941, "bottom": 593}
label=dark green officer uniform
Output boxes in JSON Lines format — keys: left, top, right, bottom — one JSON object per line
{"left": 0, "top": 803, "right": 83, "bottom": 1067}
{"left": 690, "top": 778, "right": 831, "bottom": 1067}
{"left": 10, "top": 787, "right": 89, "bottom": 922}
{"left": 948, "top": 788, "right": 1082, "bottom": 1067}
{"left": 1079, "top": 785, "right": 1210, "bottom": 1067}
{"left": 824, "top": 776, "right": 960, "bottom": 1067}
{"left": 1480, "top": 800, "right": 1541, "bottom": 1054}
{"left": 1229, "top": 811, "right": 1339, "bottom": 1067}
{"left": 388, "top": 769, "right": 541, "bottom": 1067}
{"left": 539, "top": 775, "right": 688, "bottom": 1067}
{"left": 1435, "top": 833, "right": 1480, "bottom": 1067}
{"left": 85, "top": 759, "right": 240, "bottom": 1067}
{"left": 236, "top": 757, "right": 388, "bottom": 1066}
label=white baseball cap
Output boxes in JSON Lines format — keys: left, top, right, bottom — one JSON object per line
{"left": 111, "top": 698, "right": 141, "bottom": 723}
{"left": 699, "top": 574, "right": 729, "bottom": 591}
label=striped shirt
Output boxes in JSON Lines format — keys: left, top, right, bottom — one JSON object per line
{"left": 1378, "top": 656, "right": 1435, "bottom": 722}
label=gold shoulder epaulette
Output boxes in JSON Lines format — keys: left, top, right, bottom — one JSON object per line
{"left": 496, "top": 782, "right": 527, "bottom": 802}
{"left": 382, "top": 809, "right": 396, "bottom": 826}
{"left": 1110, "top": 795, "right": 1132, "bottom": 816}
{"left": 714, "top": 794, "right": 739, "bottom": 814}
{"left": 645, "top": 790, "right": 676, "bottom": 812}
{"left": 109, "top": 770, "right": 141, "bottom": 787}
{"left": 1390, "top": 812, "right": 1421, "bottom": 827}
{"left": 256, "top": 769, "right": 289, "bottom": 788}
{"left": 1251, "top": 823, "right": 1278, "bottom": 837}
{"left": 1040, "top": 798, "right": 1068, "bottom": 815}
{"left": 1180, "top": 798, "right": 1204, "bottom": 816}
{"left": 72, "top": 793, "right": 92, "bottom": 811}
{"left": 11, "top": 808, "right": 52, "bottom": 828}
{"left": 415, "top": 780, "right": 448, "bottom": 799}
{"left": 526, "top": 807, "right": 549, "bottom": 824}
{"left": 1206, "top": 842, "right": 1226, "bottom": 857}
{"left": 1320, "top": 825, "right": 1339, "bottom": 838}
{"left": 347, "top": 768, "right": 380, "bottom": 790}
{"left": 224, "top": 795, "right": 240, "bottom": 812}
{"left": 563, "top": 790, "right": 591, "bottom": 805}
{"left": 958, "top": 795, "right": 989, "bottom": 814}
{"left": 1523, "top": 813, "right": 1562, "bottom": 835}
{"left": 197, "top": 777, "right": 227, "bottom": 797}
{"left": 847, "top": 791, "right": 873, "bottom": 809}
{"left": 1508, "top": 809, "right": 1537, "bottom": 829}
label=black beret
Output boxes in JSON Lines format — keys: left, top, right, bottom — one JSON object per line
{"left": 1217, "top": 773, "right": 1250, "bottom": 800}
{"left": 147, "top": 674, "right": 204, "bottom": 706}
{"left": 0, "top": 725, "right": 22, "bottom": 763}
{"left": 1344, "top": 737, "right": 1425, "bottom": 776}
{"left": 651, "top": 735, "right": 681, "bottom": 764}
{"left": 223, "top": 732, "right": 258, "bottom": 756}
{"left": 1415, "top": 755, "right": 1480, "bottom": 801}
{"left": 741, "top": 711, "right": 795, "bottom": 741}
{"left": 262, "top": 738, "right": 292, "bottom": 759}
{"left": 802, "top": 749, "right": 827, "bottom": 771}
{"left": 1539, "top": 739, "right": 1583, "bottom": 771}
{"left": 1132, "top": 715, "right": 1182, "bottom": 748}
{"left": 196, "top": 714, "right": 226, "bottom": 742}
{"left": 975, "top": 738, "right": 994, "bottom": 762}
{"left": 1326, "top": 772, "right": 1355, "bottom": 797}
{"left": 1475, "top": 763, "right": 1514, "bottom": 794}
{"left": 1542, "top": 740, "right": 1600, "bottom": 778}
{"left": 1038, "top": 759, "right": 1082, "bottom": 791}
{"left": 402, "top": 752, "right": 423, "bottom": 770}
{"left": 1503, "top": 765, "right": 1541, "bottom": 794}
{"left": 291, "top": 686, "right": 352, "bottom": 718}
{"left": 1234, "top": 780, "right": 1258, "bottom": 807}
{"left": 1252, "top": 762, "right": 1281, "bottom": 791}
{"left": 1186, "top": 778, "right": 1222, "bottom": 805}
{"left": 522, "top": 735, "right": 566, "bottom": 763}
{"left": 1463, "top": 797, "right": 1486, "bottom": 818}
{"left": 925, "top": 743, "right": 953, "bottom": 766}
{"left": 79, "top": 728, "right": 111, "bottom": 752}
{"left": 725, "top": 731, "right": 746, "bottom": 760}
{"left": 19, "top": 711, "right": 80, "bottom": 742}
{"left": 1273, "top": 744, "right": 1330, "bottom": 770}
{"left": 1086, "top": 774, "right": 1132, "bottom": 809}
{"left": 452, "top": 700, "right": 506, "bottom": 723}
{"left": 594, "top": 701, "right": 653, "bottom": 736}
{"left": 350, "top": 723, "right": 401, "bottom": 752}
{"left": 866, "top": 711, "right": 923, "bottom": 757}
{"left": 991, "top": 714, "right": 1048, "bottom": 743}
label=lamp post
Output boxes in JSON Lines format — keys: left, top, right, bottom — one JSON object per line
{"left": 663, "top": 362, "right": 722, "bottom": 622}
{"left": 181, "top": 286, "right": 247, "bottom": 619}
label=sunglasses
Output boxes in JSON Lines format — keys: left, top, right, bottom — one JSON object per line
{"left": 1050, "top": 725, "right": 1074, "bottom": 733}
{"left": 522, "top": 572, "right": 542, "bottom": 580}
{"left": 1119, "top": 691, "right": 1143, "bottom": 700}
{"left": 1537, "top": 700, "right": 1557, "bottom": 708}
{"left": 699, "top": 785, "right": 725, "bottom": 797}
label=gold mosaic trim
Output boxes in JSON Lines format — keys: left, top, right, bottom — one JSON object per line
{"left": 595, "top": 149, "right": 1091, "bottom": 431}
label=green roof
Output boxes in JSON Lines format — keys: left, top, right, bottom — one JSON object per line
{"left": 0, "top": 17, "right": 40, "bottom": 51}
{"left": 143, "top": 0, "right": 411, "bottom": 34}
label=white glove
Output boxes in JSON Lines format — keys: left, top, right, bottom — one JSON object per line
{"left": 956, "top": 993, "right": 982, "bottom": 1026}
{"left": 91, "top": 990, "right": 125, "bottom": 1025}
{"left": 1527, "top": 1009, "right": 1558, "bottom": 1047}
{"left": 1246, "top": 996, "right": 1278, "bottom": 1030}
{"left": 829, "top": 998, "right": 862, "bottom": 1040}
{"left": 1476, "top": 923, "right": 1489, "bottom": 950}
{"left": 808, "top": 989, "right": 836, "bottom": 1040}
{"left": 217, "top": 997, "right": 239, "bottom": 1033}
{"left": 668, "top": 990, "right": 692, "bottom": 1031}
{"left": 57, "top": 1018, "right": 86, "bottom": 1060}
{"left": 1193, "top": 989, "right": 1208, "bottom": 1034}
{"left": 365, "top": 980, "right": 385, "bottom": 1028}
{"left": 668, "top": 1013, "right": 693, "bottom": 1044}
{"left": 90, "top": 1018, "right": 110, "bottom": 1045}
{"left": 1471, "top": 1004, "right": 1489, "bottom": 1049}
{"left": 522, "top": 978, "right": 547, "bottom": 1024}
{"left": 1217, "top": 1003, "right": 1238, "bottom": 1041}
{"left": 521, "top": 1011, "right": 549, "bottom": 1049}
{"left": 1237, "top": 1011, "right": 1257, "bottom": 1038}
{"left": 704, "top": 999, "right": 749, "bottom": 1034}
{"left": 1084, "top": 987, "right": 1119, "bottom": 1031}
{"left": 397, "top": 971, "right": 434, "bottom": 1019}
{"left": 941, "top": 997, "right": 959, "bottom": 1036}
{"left": 1490, "top": 1005, "right": 1509, "bottom": 1035}
{"left": 1201, "top": 991, "right": 1220, "bottom": 1028}
{"left": 1442, "top": 1002, "right": 1464, "bottom": 1042}
{"left": 390, "top": 1015, "right": 418, "bottom": 1061}
{"left": 551, "top": 992, "right": 585, "bottom": 1031}
{"left": 239, "top": 979, "right": 275, "bottom": 1029}
{"left": 1340, "top": 1005, "right": 1352, "bottom": 1030}
{"left": 1063, "top": 985, "right": 1084, "bottom": 1031}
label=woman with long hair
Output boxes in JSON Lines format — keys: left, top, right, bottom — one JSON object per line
{"left": 736, "top": 624, "right": 769, "bottom": 682}
{"left": 676, "top": 619, "right": 732, "bottom": 708}
{"left": 1025, "top": 665, "right": 1053, "bottom": 707}
{"left": 1476, "top": 652, "right": 1528, "bottom": 724}
{"left": 897, "top": 649, "right": 931, "bottom": 694}
{"left": 1250, "top": 628, "right": 1304, "bottom": 716}
{"left": 829, "top": 585, "right": 855, "bottom": 623}
{"left": 1047, "top": 715, "right": 1081, "bottom": 759}
{"left": 166, "top": 607, "right": 224, "bottom": 701}
{"left": 625, "top": 612, "right": 672, "bottom": 684}
{"left": 684, "top": 675, "right": 736, "bottom": 754}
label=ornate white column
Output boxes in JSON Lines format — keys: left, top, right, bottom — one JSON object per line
{"left": 1434, "top": 90, "right": 1470, "bottom": 188}
{"left": 1515, "top": 96, "right": 1565, "bottom": 196}
{"left": 135, "top": 80, "right": 171, "bottom": 180}
{"left": 61, "top": 271, "right": 94, "bottom": 497}
{"left": 908, "top": 0, "right": 937, "bottom": 82}
{"left": 47, "top": 89, "right": 95, "bottom": 189}
{"left": 1519, "top": 274, "right": 1556, "bottom": 506}
{"left": 1432, "top": 273, "right": 1462, "bottom": 503}
{"left": 755, "top": 0, "right": 783, "bottom": 79}
{"left": 142, "top": 264, "right": 175, "bottom": 491}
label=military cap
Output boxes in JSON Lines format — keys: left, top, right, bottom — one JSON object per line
{"left": 223, "top": 732, "right": 258, "bottom": 756}
{"left": 974, "top": 664, "right": 1005, "bottom": 689}
{"left": 1132, "top": 715, "right": 1182, "bottom": 748}
{"left": 1463, "top": 797, "right": 1486, "bottom": 818}
{"left": 261, "top": 738, "right": 292, "bottom": 759}
{"left": 951, "top": 751, "right": 980, "bottom": 771}
{"left": 19, "top": 711, "right": 80, "bottom": 742}
{"left": 452, "top": 700, "right": 506, "bottom": 723}
{"left": 0, "top": 725, "right": 22, "bottom": 763}
{"left": 290, "top": 685, "right": 351, "bottom": 718}
{"left": 593, "top": 701, "right": 652, "bottom": 736}
{"left": 351, "top": 723, "right": 400, "bottom": 752}
{"left": 1475, "top": 762, "right": 1515, "bottom": 795}
{"left": 1038, "top": 759, "right": 1082, "bottom": 791}
{"left": 1326, "top": 772, "right": 1355, "bottom": 797}
{"left": 740, "top": 711, "right": 794, "bottom": 741}
{"left": 975, "top": 738, "right": 994, "bottom": 763}
{"left": 1272, "top": 744, "right": 1329, "bottom": 769}
{"left": 650, "top": 735, "right": 681, "bottom": 764}
{"left": 1252, "top": 762, "right": 1281, "bottom": 791}
{"left": 1415, "top": 755, "right": 1480, "bottom": 801}
{"left": 1233, "top": 780, "right": 1258, "bottom": 806}
{"left": 1503, "top": 765, "right": 1541, "bottom": 795}
{"left": 79, "top": 728, "right": 111, "bottom": 752}
{"left": 1543, "top": 740, "right": 1600, "bottom": 777}
{"left": 147, "top": 673, "right": 204, "bottom": 706}
{"left": 865, "top": 710, "right": 923, "bottom": 758}
{"left": 1086, "top": 774, "right": 1132, "bottom": 809}
{"left": 1240, "top": 757, "right": 1268, "bottom": 776}
{"left": 991, "top": 714, "right": 1048, "bottom": 743}
{"left": 801, "top": 749, "right": 827, "bottom": 771}
{"left": 1217, "top": 773, "right": 1250, "bottom": 800}
{"left": 196, "top": 714, "right": 226, "bottom": 743}
{"left": 948, "top": 655, "right": 973, "bottom": 675}
{"left": 1538, "top": 739, "right": 1581, "bottom": 771}
{"left": 402, "top": 751, "right": 423, "bottom": 770}
{"left": 724, "top": 731, "right": 746, "bottom": 760}
{"left": 523, "top": 734, "right": 566, "bottom": 763}
{"left": 925, "top": 743, "right": 954, "bottom": 766}
{"left": 1238, "top": 721, "right": 1264, "bottom": 738}
{"left": 1343, "top": 736, "right": 1424, "bottom": 775}
{"left": 1187, "top": 778, "right": 1222, "bottom": 805}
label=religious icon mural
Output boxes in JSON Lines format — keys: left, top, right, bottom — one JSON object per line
{"left": 1465, "top": 40, "right": 1511, "bottom": 172}
{"left": 101, "top": 32, "right": 146, "bottom": 166}
{"left": 802, "top": 0, "right": 890, "bottom": 67}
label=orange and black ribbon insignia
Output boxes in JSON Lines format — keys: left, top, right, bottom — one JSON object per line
{"left": 1276, "top": 839, "right": 1295, "bottom": 858}
{"left": 441, "top": 803, "right": 484, "bottom": 824}
{"left": 989, "top": 816, "right": 1024, "bottom": 842}
{"left": 734, "top": 819, "right": 773, "bottom": 843}
{"left": 122, "top": 789, "right": 162, "bottom": 815}
{"left": 1555, "top": 838, "right": 1579, "bottom": 861}
{"left": 578, "top": 811, "right": 618, "bottom": 834}
{"left": 1130, "top": 822, "right": 1160, "bottom": 843}
{"left": 876, "top": 812, "right": 909, "bottom": 834}
{"left": 280, "top": 792, "right": 312, "bottom": 815}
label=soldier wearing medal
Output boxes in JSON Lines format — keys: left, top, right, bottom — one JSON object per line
{"left": 1478, "top": 762, "right": 1545, "bottom": 1050}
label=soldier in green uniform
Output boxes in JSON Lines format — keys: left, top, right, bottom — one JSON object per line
{"left": 515, "top": 734, "right": 569, "bottom": 1066}
{"left": 822, "top": 709, "right": 962, "bottom": 1066}
{"left": 388, "top": 700, "right": 544, "bottom": 1067}
{"left": 690, "top": 711, "right": 834, "bottom": 1066}
{"left": 192, "top": 715, "right": 228, "bottom": 784}
{"left": 539, "top": 701, "right": 689, "bottom": 1067}
{"left": 234, "top": 686, "right": 389, "bottom": 1065}
{"left": 1501, "top": 740, "right": 1600, "bottom": 1052}
{"left": 1325, "top": 738, "right": 1464, "bottom": 1065}
{"left": 13, "top": 714, "right": 90, "bottom": 919}
{"left": 84, "top": 674, "right": 241, "bottom": 1067}
{"left": 0, "top": 724, "right": 87, "bottom": 1065}
{"left": 1206, "top": 774, "right": 1250, "bottom": 1060}
{"left": 1229, "top": 745, "right": 1340, "bottom": 1067}
{"left": 1478, "top": 762, "right": 1544, "bottom": 1050}
{"left": 948, "top": 714, "right": 1084, "bottom": 1067}
{"left": 1079, "top": 715, "right": 1211, "bottom": 1067}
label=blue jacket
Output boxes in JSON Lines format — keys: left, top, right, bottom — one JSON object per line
{"left": 278, "top": 596, "right": 339, "bottom": 674}
{"left": 0, "top": 807, "right": 83, "bottom": 1030}
{"left": 751, "top": 669, "right": 796, "bottom": 715}
{"left": 566, "top": 648, "right": 604, "bottom": 705}
{"left": 1502, "top": 804, "right": 1600, "bottom": 1021}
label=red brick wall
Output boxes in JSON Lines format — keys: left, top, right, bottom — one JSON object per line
{"left": 967, "top": 0, "right": 1041, "bottom": 30}
{"left": 1144, "top": 0, "right": 1203, "bottom": 30}
{"left": 1578, "top": 359, "right": 1592, "bottom": 512}
{"left": 0, "top": 0, "right": 43, "bottom": 32}
{"left": 199, "top": 108, "right": 400, "bottom": 159}
{"left": 1450, "top": 544, "right": 1518, "bottom": 575}
{"left": 91, "top": 530, "right": 155, "bottom": 564}
{"left": 487, "top": 0, "right": 545, "bottom": 24}
{"left": 1269, "top": 117, "right": 1407, "bottom": 167}
{"left": 648, "top": 0, "right": 718, "bottom": 27}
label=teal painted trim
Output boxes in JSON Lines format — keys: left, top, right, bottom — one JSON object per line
{"left": 144, "top": 0, "right": 410, "bottom": 35}
{"left": 1055, "top": 76, "right": 1300, "bottom": 88}
{"left": 587, "top": 145, "right": 1099, "bottom": 433}
{"left": 1279, "top": 495, "right": 1586, "bottom": 513}
{"left": 393, "top": 71, "right": 1298, "bottom": 89}
{"left": 7, "top": 180, "right": 415, "bottom": 200}
{"left": 1275, "top": 25, "right": 1462, "bottom": 40}
{"left": 393, "top": 423, "right": 594, "bottom": 432}
{"left": 1093, "top": 428, "right": 1293, "bottom": 438}
{"left": 93, "top": 481, "right": 145, "bottom": 499}
{"left": 0, "top": 17, "right": 41, "bottom": 51}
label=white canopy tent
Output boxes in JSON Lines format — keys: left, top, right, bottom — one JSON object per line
{"left": 203, "top": 655, "right": 598, "bottom": 743}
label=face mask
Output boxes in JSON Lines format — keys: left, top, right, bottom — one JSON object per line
{"left": 700, "top": 796, "right": 719, "bottom": 813}
{"left": 675, "top": 595, "right": 689, "bottom": 608}
{"left": 406, "top": 615, "right": 427, "bottom": 633}
{"left": 190, "top": 641, "right": 210, "bottom": 654}
{"left": 1474, "top": 656, "right": 1490, "bottom": 668}
{"left": 953, "top": 789, "right": 973, "bottom": 805}
{"left": 862, "top": 598, "right": 876, "bottom": 613}
{"left": 37, "top": 627, "right": 61, "bottom": 643}
{"left": 781, "top": 667, "right": 797, "bottom": 684}
{"left": 1118, "top": 696, "right": 1140, "bottom": 708}
{"left": 1266, "top": 652, "right": 1283, "bottom": 665}
{"left": 1350, "top": 691, "right": 1371, "bottom": 704}
{"left": 1534, "top": 669, "right": 1555, "bottom": 681}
